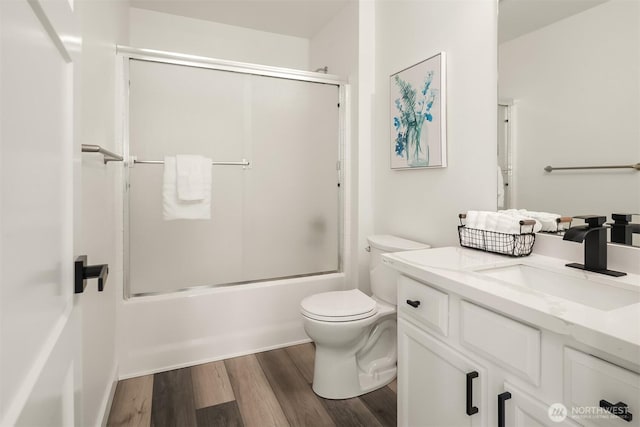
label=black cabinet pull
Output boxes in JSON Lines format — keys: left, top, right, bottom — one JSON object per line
{"left": 600, "top": 399, "right": 633, "bottom": 422}
{"left": 466, "top": 371, "right": 479, "bottom": 415}
{"left": 498, "top": 391, "right": 511, "bottom": 427}
{"left": 406, "top": 299, "right": 421, "bottom": 308}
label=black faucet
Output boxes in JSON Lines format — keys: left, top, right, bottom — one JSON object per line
{"left": 609, "top": 213, "right": 640, "bottom": 245}
{"left": 562, "top": 215, "right": 626, "bottom": 277}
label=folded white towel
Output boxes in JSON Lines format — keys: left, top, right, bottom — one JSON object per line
{"left": 176, "top": 154, "right": 208, "bottom": 201}
{"left": 163, "top": 156, "right": 212, "bottom": 220}
{"left": 466, "top": 210, "right": 542, "bottom": 234}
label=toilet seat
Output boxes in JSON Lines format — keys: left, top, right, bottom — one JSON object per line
{"left": 301, "top": 289, "right": 377, "bottom": 322}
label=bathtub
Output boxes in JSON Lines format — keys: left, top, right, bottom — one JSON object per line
{"left": 118, "top": 273, "right": 345, "bottom": 378}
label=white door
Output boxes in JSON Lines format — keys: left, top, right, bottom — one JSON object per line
{"left": 398, "top": 318, "right": 488, "bottom": 427}
{"left": 1, "top": 0, "right": 80, "bottom": 425}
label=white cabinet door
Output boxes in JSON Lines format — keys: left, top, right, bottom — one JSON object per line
{"left": 1, "top": 0, "right": 80, "bottom": 425}
{"left": 503, "top": 382, "right": 583, "bottom": 427}
{"left": 398, "top": 318, "right": 488, "bottom": 427}
{"left": 565, "top": 348, "right": 639, "bottom": 427}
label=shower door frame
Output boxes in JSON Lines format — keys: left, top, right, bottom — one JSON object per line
{"left": 118, "top": 45, "right": 349, "bottom": 299}
{"left": 498, "top": 100, "right": 515, "bottom": 209}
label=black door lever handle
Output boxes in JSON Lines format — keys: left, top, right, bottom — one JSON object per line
{"left": 75, "top": 255, "right": 109, "bottom": 293}
{"left": 406, "top": 299, "right": 421, "bottom": 308}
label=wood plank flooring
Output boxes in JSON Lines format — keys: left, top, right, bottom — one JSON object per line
{"left": 107, "top": 343, "right": 397, "bottom": 427}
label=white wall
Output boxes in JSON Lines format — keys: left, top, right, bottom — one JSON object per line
{"left": 372, "top": 0, "right": 498, "bottom": 248}
{"left": 129, "top": 7, "right": 310, "bottom": 69}
{"left": 78, "top": 0, "right": 128, "bottom": 424}
{"left": 310, "top": 2, "right": 358, "bottom": 79}
{"left": 499, "top": 0, "right": 640, "bottom": 217}
{"left": 357, "top": 0, "right": 376, "bottom": 294}
{"left": 309, "top": 2, "right": 371, "bottom": 292}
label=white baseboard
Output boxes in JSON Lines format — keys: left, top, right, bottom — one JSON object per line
{"left": 119, "top": 334, "right": 312, "bottom": 380}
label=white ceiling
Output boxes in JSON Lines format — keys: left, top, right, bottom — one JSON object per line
{"left": 130, "top": 0, "right": 351, "bottom": 39}
{"left": 131, "top": 0, "right": 610, "bottom": 44}
{"left": 499, "top": 0, "right": 608, "bottom": 44}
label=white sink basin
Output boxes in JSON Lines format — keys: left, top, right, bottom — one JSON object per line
{"left": 475, "top": 264, "right": 640, "bottom": 311}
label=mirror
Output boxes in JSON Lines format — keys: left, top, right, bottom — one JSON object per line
{"left": 497, "top": 0, "right": 640, "bottom": 246}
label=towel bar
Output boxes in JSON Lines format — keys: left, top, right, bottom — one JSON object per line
{"left": 544, "top": 163, "right": 640, "bottom": 172}
{"left": 132, "top": 158, "right": 250, "bottom": 166}
{"left": 81, "top": 144, "right": 123, "bottom": 164}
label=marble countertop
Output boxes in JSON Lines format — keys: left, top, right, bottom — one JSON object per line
{"left": 383, "top": 246, "right": 640, "bottom": 366}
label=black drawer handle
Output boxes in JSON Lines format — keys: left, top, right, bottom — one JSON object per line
{"left": 600, "top": 399, "right": 633, "bottom": 422}
{"left": 466, "top": 371, "right": 479, "bottom": 415}
{"left": 498, "top": 391, "right": 511, "bottom": 427}
{"left": 406, "top": 299, "right": 421, "bottom": 308}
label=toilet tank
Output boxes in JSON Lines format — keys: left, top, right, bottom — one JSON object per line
{"left": 368, "top": 235, "right": 430, "bottom": 305}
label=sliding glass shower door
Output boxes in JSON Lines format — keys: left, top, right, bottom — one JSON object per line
{"left": 127, "top": 58, "right": 341, "bottom": 296}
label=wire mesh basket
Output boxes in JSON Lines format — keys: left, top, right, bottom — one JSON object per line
{"left": 458, "top": 213, "right": 536, "bottom": 257}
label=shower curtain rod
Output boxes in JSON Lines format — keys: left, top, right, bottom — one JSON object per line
{"left": 132, "top": 158, "right": 250, "bottom": 166}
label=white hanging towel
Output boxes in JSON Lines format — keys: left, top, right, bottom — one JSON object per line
{"left": 176, "top": 154, "right": 206, "bottom": 201}
{"left": 163, "top": 156, "right": 212, "bottom": 220}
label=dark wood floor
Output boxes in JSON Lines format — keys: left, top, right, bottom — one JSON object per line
{"left": 107, "top": 343, "right": 397, "bottom": 427}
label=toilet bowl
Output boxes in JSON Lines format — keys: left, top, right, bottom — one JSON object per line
{"left": 300, "top": 235, "right": 430, "bottom": 399}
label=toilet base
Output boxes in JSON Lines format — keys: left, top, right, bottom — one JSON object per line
{"left": 311, "top": 349, "right": 397, "bottom": 399}
{"left": 310, "top": 317, "right": 398, "bottom": 399}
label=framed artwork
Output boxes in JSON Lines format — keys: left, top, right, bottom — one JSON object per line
{"left": 390, "top": 52, "right": 446, "bottom": 169}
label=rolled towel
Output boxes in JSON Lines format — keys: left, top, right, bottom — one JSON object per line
{"left": 466, "top": 210, "right": 541, "bottom": 234}
{"left": 466, "top": 211, "right": 488, "bottom": 230}
{"left": 529, "top": 212, "right": 562, "bottom": 232}
{"left": 501, "top": 209, "right": 565, "bottom": 232}
{"left": 485, "top": 212, "right": 499, "bottom": 232}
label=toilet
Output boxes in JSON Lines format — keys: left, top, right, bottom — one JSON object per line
{"left": 300, "top": 235, "right": 430, "bottom": 399}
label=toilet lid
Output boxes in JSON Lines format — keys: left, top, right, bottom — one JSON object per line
{"left": 301, "top": 289, "right": 377, "bottom": 322}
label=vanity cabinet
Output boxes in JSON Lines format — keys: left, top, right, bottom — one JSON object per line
{"left": 564, "top": 348, "right": 640, "bottom": 427}
{"left": 397, "top": 274, "right": 639, "bottom": 427}
{"left": 398, "top": 318, "right": 487, "bottom": 427}
{"left": 502, "top": 382, "right": 581, "bottom": 427}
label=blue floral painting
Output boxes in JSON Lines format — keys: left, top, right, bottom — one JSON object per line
{"left": 390, "top": 52, "right": 446, "bottom": 169}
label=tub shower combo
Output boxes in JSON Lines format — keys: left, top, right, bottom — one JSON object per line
{"left": 119, "top": 47, "right": 347, "bottom": 298}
